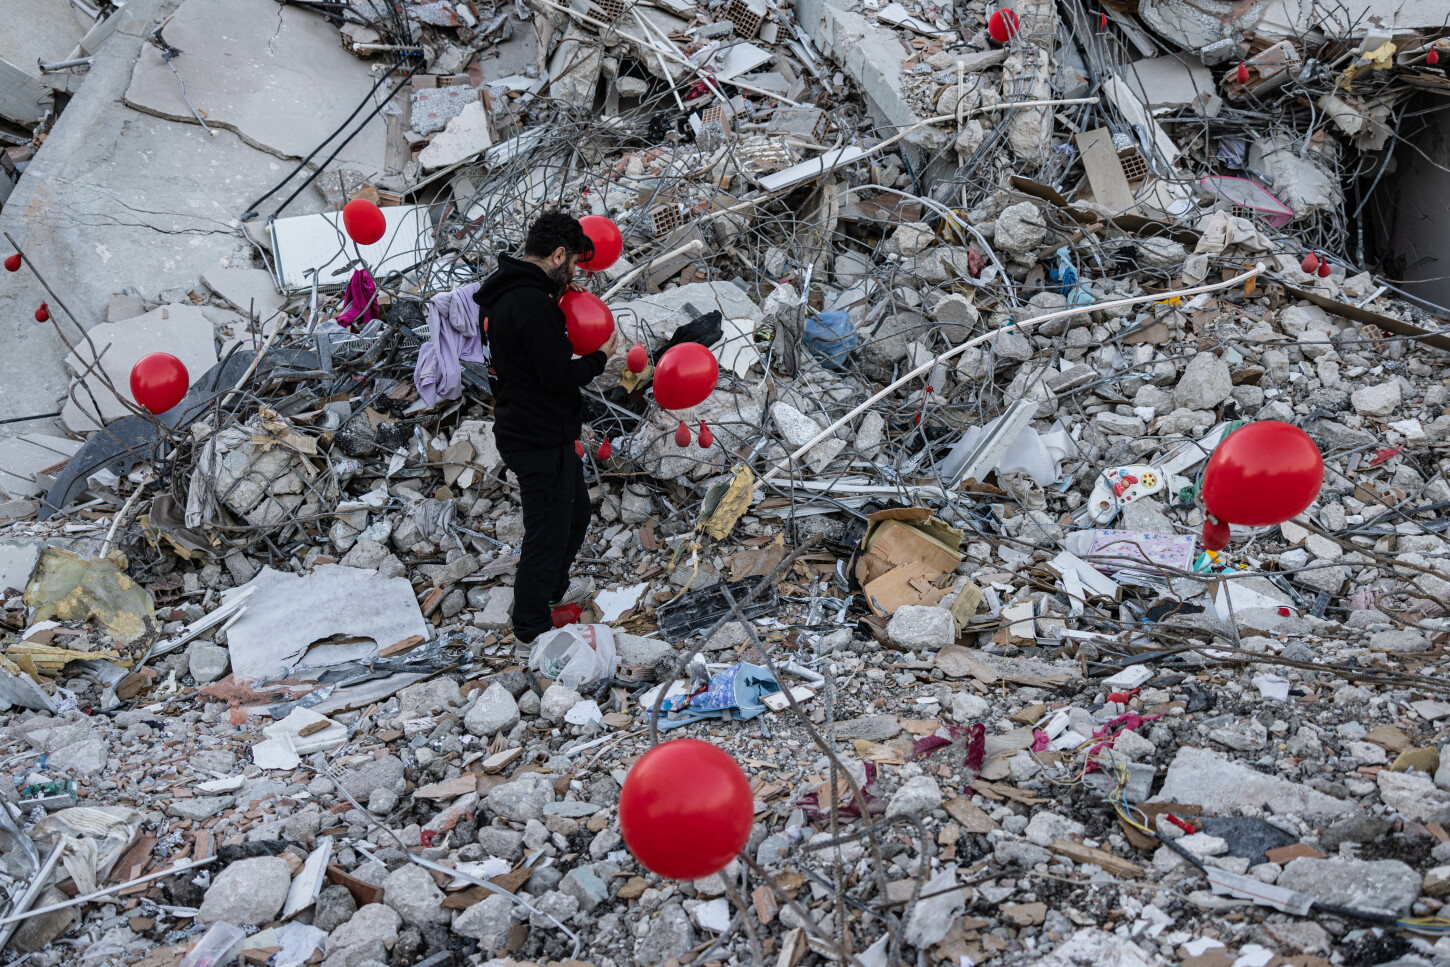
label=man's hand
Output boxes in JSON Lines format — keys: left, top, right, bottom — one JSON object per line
{"left": 600, "top": 328, "right": 620, "bottom": 357}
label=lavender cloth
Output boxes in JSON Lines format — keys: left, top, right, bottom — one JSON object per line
{"left": 414, "top": 281, "right": 485, "bottom": 406}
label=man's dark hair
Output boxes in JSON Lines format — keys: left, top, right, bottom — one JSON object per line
{"left": 523, "top": 210, "right": 593, "bottom": 261}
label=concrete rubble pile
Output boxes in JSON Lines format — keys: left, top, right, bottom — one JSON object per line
{"left": 3, "top": 0, "right": 1450, "bottom": 965}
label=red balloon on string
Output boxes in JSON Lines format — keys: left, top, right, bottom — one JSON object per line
{"left": 342, "top": 199, "right": 387, "bottom": 246}
{"left": 1201, "top": 421, "right": 1323, "bottom": 528}
{"left": 987, "top": 8, "right": 1019, "bottom": 42}
{"left": 619, "top": 738, "right": 753, "bottom": 880}
{"left": 597, "top": 439, "right": 612, "bottom": 460}
{"left": 560, "top": 290, "right": 615, "bottom": 355}
{"left": 1201, "top": 517, "right": 1231, "bottom": 551}
{"left": 4, "top": 253, "right": 20, "bottom": 272}
{"left": 1429, "top": 45, "right": 1440, "bottom": 66}
{"left": 653, "top": 343, "right": 719, "bottom": 410}
{"left": 578, "top": 215, "right": 623, "bottom": 272}
{"left": 575, "top": 440, "right": 586, "bottom": 458}
{"left": 674, "top": 420, "right": 692, "bottom": 447}
{"left": 33, "top": 303, "right": 48, "bottom": 322}
{"left": 698, "top": 421, "right": 713, "bottom": 448}
{"left": 1317, "top": 259, "right": 1332, "bottom": 278}
{"left": 626, "top": 342, "right": 648, "bottom": 374}
{"left": 1300, "top": 252, "right": 1319, "bottom": 274}
{"left": 1235, "top": 61, "right": 1250, "bottom": 84}
{"left": 130, "top": 352, "right": 190, "bottom": 414}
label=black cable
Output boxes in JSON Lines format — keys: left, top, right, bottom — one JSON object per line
{"left": 241, "top": 58, "right": 423, "bottom": 222}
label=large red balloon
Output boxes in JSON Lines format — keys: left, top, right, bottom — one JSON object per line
{"left": 130, "top": 353, "right": 189, "bottom": 414}
{"left": 619, "top": 739, "right": 753, "bottom": 880}
{"left": 653, "top": 343, "right": 719, "bottom": 410}
{"left": 560, "top": 290, "right": 615, "bottom": 355}
{"left": 578, "top": 215, "right": 623, "bottom": 272}
{"left": 987, "top": 8, "right": 1019, "bottom": 43}
{"left": 1201, "top": 421, "right": 1323, "bottom": 527}
{"left": 342, "top": 199, "right": 387, "bottom": 246}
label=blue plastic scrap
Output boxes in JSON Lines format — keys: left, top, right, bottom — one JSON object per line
{"left": 658, "top": 661, "right": 780, "bottom": 730}
{"left": 803, "top": 311, "right": 858, "bottom": 370}
{"left": 1051, "top": 247, "right": 1096, "bottom": 308}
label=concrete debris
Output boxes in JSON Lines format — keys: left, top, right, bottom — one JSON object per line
{"left": 2, "top": 0, "right": 1450, "bottom": 960}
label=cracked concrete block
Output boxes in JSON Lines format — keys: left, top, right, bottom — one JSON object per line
{"left": 123, "top": 0, "right": 386, "bottom": 168}
{"left": 203, "top": 268, "right": 285, "bottom": 321}
{"left": 419, "top": 100, "right": 494, "bottom": 170}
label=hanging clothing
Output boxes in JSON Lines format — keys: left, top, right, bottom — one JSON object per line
{"left": 414, "top": 281, "right": 485, "bottom": 407}
{"left": 336, "top": 268, "right": 381, "bottom": 331}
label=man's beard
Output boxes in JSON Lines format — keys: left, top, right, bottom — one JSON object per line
{"left": 547, "top": 262, "right": 572, "bottom": 298}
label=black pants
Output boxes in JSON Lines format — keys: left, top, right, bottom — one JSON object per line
{"left": 500, "top": 444, "right": 591, "bottom": 641}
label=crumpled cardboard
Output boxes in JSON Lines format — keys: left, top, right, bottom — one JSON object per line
{"left": 854, "top": 507, "right": 963, "bottom": 617}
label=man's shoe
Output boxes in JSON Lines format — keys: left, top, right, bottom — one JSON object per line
{"left": 551, "top": 577, "right": 595, "bottom": 608}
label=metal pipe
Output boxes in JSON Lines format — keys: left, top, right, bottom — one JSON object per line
{"left": 37, "top": 56, "right": 93, "bottom": 72}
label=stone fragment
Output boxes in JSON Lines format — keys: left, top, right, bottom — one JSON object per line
{"left": 1351, "top": 381, "right": 1401, "bottom": 417}
{"left": 885, "top": 775, "right": 943, "bottom": 818}
{"left": 1377, "top": 769, "right": 1450, "bottom": 823}
{"left": 197, "top": 856, "right": 291, "bottom": 925}
{"left": 465, "top": 682, "right": 520, "bottom": 737}
{"left": 382, "top": 864, "right": 449, "bottom": 926}
{"left": 1157, "top": 747, "right": 1356, "bottom": 823}
{"left": 485, "top": 772, "right": 556, "bottom": 822}
{"left": 886, "top": 605, "right": 956, "bottom": 649}
{"left": 1173, "top": 352, "right": 1233, "bottom": 411}
{"left": 1275, "top": 856, "right": 1421, "bottom": 916}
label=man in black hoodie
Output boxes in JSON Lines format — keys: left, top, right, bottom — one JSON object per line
{"left": 474, "top": 211, "right": 619, "bottom": 644}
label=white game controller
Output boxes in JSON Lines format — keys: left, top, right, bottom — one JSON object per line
{"left": 1078, "top": 464, "right": 1165, "bottom": 525}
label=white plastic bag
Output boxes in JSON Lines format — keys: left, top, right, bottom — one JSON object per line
{"left": 528, "top": 623, "right": 617, "bottom": 689}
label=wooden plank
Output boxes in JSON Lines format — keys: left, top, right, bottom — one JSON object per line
{"left": 1050, "top": 837, "right": 1143, "bottom": 877}
{"left": 1074, "top": 128, "right": 1138, "bottom": 215}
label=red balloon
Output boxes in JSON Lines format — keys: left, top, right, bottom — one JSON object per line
{"left": 698, "top": 420, "right": 713, "bottom": 449}
{"left": 1317, "top": 259, "right": 1332, "bottom": 278}
{"left": 342, "top": 199, "right": 387, "bottom": 246}
{"left": 597, "top": 439, "right": 612, "bottom": 461}
{"left": 578, "top": 215, "right": 623, "bottom": 272}
{"left": 1235, "top": 61, "right": 1250, "bottom": 84}
{"left": 619, "top": 739, "right": 753, "bottom": 880}
{"left": 560, "top": 290, "right": 615, "bottom": 355}
{"left": 653, "top": 343, "right": 719, "bottom": 410}
{"left": 1201, "top": 517, "right": 1231, "bottom": 551}
{"left": 1201, "top": 421, "right": 1323, "bottom": 527}
{"left": 674, "top": 419, "right": 692, "bottom": 447}
{"left": 33, "top": 303, "right": 48, "bottom": 322}
{"left": 987, "top": 9, "right": 1019, "bottom": 43}
{"left": 575, "top": 440, "right": 586, "bottom": 458}
{"left": 1430, "top": 45, "right": 1441, "bottom": 65}
{"left": 130, "top": 352, "right": 190, "bottom": 414}
{"left": 1300, "top": 252, "right": 1319, "bottom": 274}
{"left": 626, "top": 342, "right": 648, "bottom": 374}
{"left": 4, "top": 253, "right": 20, "bottom": 272}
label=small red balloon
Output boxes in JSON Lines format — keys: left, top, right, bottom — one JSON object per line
{"left": 698, "top": 421, "right": 713, "bottom": 449}
{"left": 987, "top": 8, "right": 1019, "bottom": 43}
{"left": 675, "top": 419, "right": 692, "bottom": 447}
{"left": 597, "top": 439, "right": 612, "bottom": 460}
{"left": 578, "top": 215, "right": 623, "bottom": 273}
{"left": 1098, "top": 11, "right": 1107, "bottom": 30}
{"left": 342, "top": 199, "right": 387, "bottom": 246}
{"left": 653, "top": 343, "right": 719, "bottom": 411}
{"left": 129, "top": 352, "right": 190, "bottom": 414}
{"left": 4, "top": 253, "right": 20, "bottom": 272}
{"left": 33, "top": 303, "right": 48, "bottom": 322}
{"left": 1317, "top": 259, "right": 1332, "bottom": 278}
{"left": 560, "top": 290, "right": 615, "bottom": 356}
{"left": 575, "top": 440, "right": 586, "bottom": 458}
{"left": 1300, "top": 252, "right": 1319, "bottom": 274}
{"left": 619, "top": 738, "right": 753, "bottom": 880}
{"left": 1429, "top": 45, "right": 1440, "bottom": 65}
{"left": 1201, "top": 421, "right": 1323, "bottom": 527}
{"left": 1235, "top": 61, "right": 1249, "bottom": 84}
{"left": 1201, "top": 517, "right": 1231, "bottom": 551}
{"left": 626, "top": 342, "right": 648, "bottom": 374}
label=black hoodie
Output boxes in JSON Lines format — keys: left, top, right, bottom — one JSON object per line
{"left": 474, "top": 254, "right": 607, "bottom": 453}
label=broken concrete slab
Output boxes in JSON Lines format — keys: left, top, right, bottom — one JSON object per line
{"left": 0, "top": 433, "right": 82, "bottom": 497}
{"left": 122, "top": 0, "right": 385, "bottom": 167}
{"left": 418, "top": 100, "right": 493, "bottom": 170}
{"left": 202, "top": 268, "right": 286, "bottom": 322}
{"left": 62, "top": 304, "right": 219, "bottom": 432}
{"left": 1155, "top": 746, "right": 1358, "bottom": 823}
